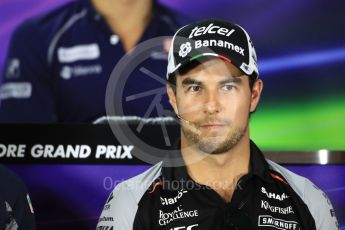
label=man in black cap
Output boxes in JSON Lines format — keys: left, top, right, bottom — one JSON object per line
{"left": 97, "top": 19, "right": 339, "bottom": 229}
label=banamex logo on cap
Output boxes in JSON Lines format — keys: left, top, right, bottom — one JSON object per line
{"left": 179, "top": 22, "right": 245, "bottom": 57}
{"left": 168, "top": 19, "right": 259, "bottom": 79}
{"left": 179, "top": 42, "right": 192, "bottom": 58}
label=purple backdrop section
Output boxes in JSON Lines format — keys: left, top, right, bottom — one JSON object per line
{"left": 1, "top": 0, "right": 345, "bottom": 74}
{"left": 0, "top": 0, "right": 71, "bottom": 74}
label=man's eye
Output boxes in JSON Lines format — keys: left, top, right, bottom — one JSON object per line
{"left": 222, "top": 84, "right": 234, "bottom": 91}
{"left": 188, "top": 85, "right": 201, "bottom": 92}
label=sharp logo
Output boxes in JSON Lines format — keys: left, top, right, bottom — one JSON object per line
{"left": 160, "top": 190, "right": 187, "bottom": 206}
{"left": 170, "top": 224, "right": 199, "bottom": 230}
{"left": 261, "top": 187, "right": 289, "bottom": 201}
{"left": 189, "top": 23, "right": 235, "bottom": 38}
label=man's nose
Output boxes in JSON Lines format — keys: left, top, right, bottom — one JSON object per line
{"left": 203, "top": 90, "right": 221, "bottom": 115}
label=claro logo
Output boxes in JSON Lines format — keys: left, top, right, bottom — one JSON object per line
{"left": 170, "top": 224, "right": 199, "bottom": 230}
{"left": 160, "top": 190, "right": 187, "bottom": 205}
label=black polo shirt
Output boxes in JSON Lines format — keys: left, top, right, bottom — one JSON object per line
{"left": 97, "top": 141, "right": 338, "bottom": 230}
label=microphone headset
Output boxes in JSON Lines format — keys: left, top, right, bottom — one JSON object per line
{"left": 176, "top": 113, "right": 191, "bottom": 125}
{"left": 175, "top": 108, "right": 192, "bottom": 125}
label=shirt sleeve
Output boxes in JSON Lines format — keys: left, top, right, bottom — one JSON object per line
{"left": 0, "top": 20, "right": 56, "bottom": 123}
{"left": 303, "top": 179, "right": 339, "bottom": 230}
{"left": 96, "top": 182, "right": 140, "bottom": 230}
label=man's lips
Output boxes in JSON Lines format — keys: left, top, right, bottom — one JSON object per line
{"left": 200, "top": 124, "right": 227, "bottom": 129}
{"left": 201, "top": 123, "right": 225, "bottom": 126}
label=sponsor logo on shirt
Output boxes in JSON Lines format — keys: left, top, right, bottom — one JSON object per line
{"left": 261, "top": 187, "right": 289, "bottom": 201}
{"left": 5, "top": 58, "right": 20, "bottom": 79}
{"left": 0, "top": 82, "right": 32, "bottom": 100}
{"left": 98, "top": 216, "right": 114, "bottom": 222}
{"left": 58, "top": 44, "right": 100, "bottom": 63}
{"left": 261, "top": 200, "right": 294, "bottom": 215}
{"left": 96, "top": 226, "right": 113, "bottom": 230}
{"left": 159, "top": 205, "right": 198, "bottom": 226}
{"left": 60, "top": 64, "right": 102, "bottom": 80}
{"left": 149, "top": 180, "right": 163, "bottom": 194}
{"left": 160, "top": 189, "right": 187, "bottom": 206}
{"left": 170, "top": 224, "right": 199, "bottom": 230}
{"left": 103, "top": 192, "right": 114, "bottom": 211}
{"left": 258, "top": 215, "right": 299, "bottom": 230}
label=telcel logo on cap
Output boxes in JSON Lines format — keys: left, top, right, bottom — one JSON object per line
{"left": 167, "top": 19, "right": 259, "bottom": 80}
{"left": 188, "top": 23, "right": 236, "bottom": 39}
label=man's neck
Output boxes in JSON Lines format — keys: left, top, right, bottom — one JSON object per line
{"left": 91, "top": 0, "right": 153, "bottom": 51}
{"left": 180, "top": 134, "right": 251, "bottom": 202}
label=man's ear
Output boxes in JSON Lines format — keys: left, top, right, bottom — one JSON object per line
{"left": 250, "top": 79, "right": 263, "bottom": 112}
{"left": 166, "top": 84, "right": 178, "bottom": 114}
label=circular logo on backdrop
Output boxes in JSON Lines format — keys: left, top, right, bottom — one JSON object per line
{"left": 105, "top": 36, "right": 229, "bottom": 167}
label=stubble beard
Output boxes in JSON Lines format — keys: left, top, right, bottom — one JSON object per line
{"left": 182, "top": 120, "right": 248, "bottom": 154}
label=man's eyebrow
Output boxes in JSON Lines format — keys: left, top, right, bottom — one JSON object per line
{"left": 219, "top": 77, "right": 243, "bottom": 85}
{"left": 181, "top": 77, "right": 203, "bottom": 86}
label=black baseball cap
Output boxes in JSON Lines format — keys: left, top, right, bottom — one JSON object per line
{"left": 167, "top": 19, "right": 259, "bottom": 80}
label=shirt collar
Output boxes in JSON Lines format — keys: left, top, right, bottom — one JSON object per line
{"left": 248, "top": 140, "right": 273, "bottom": 183}
{"left": 161, "top": 140, "right": 273, "bottom": 190}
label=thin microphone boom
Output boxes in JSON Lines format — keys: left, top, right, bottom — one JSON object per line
{"left": 176, "top": 114, "right": 191, "bottom": 125}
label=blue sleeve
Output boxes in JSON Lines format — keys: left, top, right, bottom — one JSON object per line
{"left": 0, "top": 20, "right": 56, "bottom": 123}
